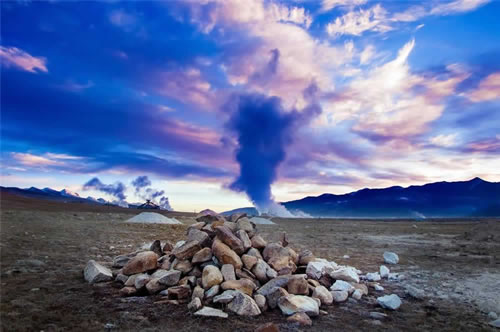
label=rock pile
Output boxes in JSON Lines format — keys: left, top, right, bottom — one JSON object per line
{"left": 84, "top": 212, "right": 403, "bottom": 325}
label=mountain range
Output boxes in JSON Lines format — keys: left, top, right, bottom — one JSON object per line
{"left": 0, "top": 186, "right": 108, "bottom": 205}
{"left": 223, "top": 177, "right": 500, "bottom": 218}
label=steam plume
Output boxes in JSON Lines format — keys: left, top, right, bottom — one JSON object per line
{"left": 83, "top": 177, "right": 127, "bottom": 206}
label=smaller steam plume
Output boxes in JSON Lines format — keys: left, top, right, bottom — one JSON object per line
{"left": 83, "top": 177, "right": 128, "bottom": 207}
{"left": 131, "top": 175, "right": 173, "bottom": 211}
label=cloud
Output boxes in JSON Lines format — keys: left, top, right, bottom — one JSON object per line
{"left": 317, "top": 39, "right": 469, "bottom": 141}
{"left": 131, "top": 175, "right": 173, "bottom": 210}
{"left": 359, "top": 44, "right": 375, "bottom": 65}
{"left": 11, "top": 152, "right": 65, "bottom": 167}
{"left": 58, "top": 80, "right": 94, "bottom": 92}
{"left": 0, "top": 46, "right": 47, "bottom": 73}
{"left": 430, "top": 134, "right": 458, "bottom": 147}
{"left": 464, "top": 135, "right": 500, "bottom": 153}
{"left": 465, "top": 72, "right": 500, "bottom": 102}
{"left": 131, "top": 175, "right": 151, "bottom": 191}
{"left": 321, "top": 0, "right": 367, "bottom": 13}
{"left": 109, "top": 9, "right": 136, "bottom": 28}
{"left": 430, "top": 0, "right": 490, "bottom": 15}
{"left": 326, "top": 4, "right": 392, "bottom": 37}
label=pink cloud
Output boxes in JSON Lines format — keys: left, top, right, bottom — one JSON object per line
{"left": 465, "top": 72, "right": 500, "bottom": 102}
{"left": 0, "top": 46, "right": 48, "bottom": 73}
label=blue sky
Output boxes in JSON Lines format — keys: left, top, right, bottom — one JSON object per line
{"left": 1, "top": 0, "right": 499, "bottom": 212}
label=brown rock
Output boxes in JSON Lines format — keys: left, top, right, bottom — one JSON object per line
{"left": 223, "top": 221, "right": 237, "bottom": 232}
{"left": 187, "top": 222, "right": 205, "bottom": 232}
{"left": 221, "top": 279, "right": 256, "bottom": 296}
{"left": 254, "top": 294, "right": 267, "bottom": 311}
{"left": 229, "top": 212, "right": 247, "bottom": 222}
{"left": 172, "top": 241, "right": 201, "bottom": 260}
{"left": 254, "top": 323, "right": 280, "bottom": 332}
{"left": 251, "top": 235, "right": 267, "bottom": 249}
{"left": 119, "top": 286, "right": 137, "bottom": 297}
{"left": 287, "top": 277, "right": 309, "bottom": 295}
{"left": 308, "top": 279, "right": 320, "bottom": 287}
{"left": 227, "top": 291, "right": 261, "bottom": 316}
{"left": 252, "top": 259, "right": 269, "bottom": 283}
{"left": 122, "top": 251, "right": 158, "bottom": 275}
{"left": 192, "top": 285, "right": 205, "bottom": 300}
{"left": 159, "top": 254, "right": 175, "bottom": 270}
{"left": 236, "top": 217, "right": 255, "bottom": 234}
{"left": 318, "top": 274, "right": 334, "bottom": 288}
{"left": 287, "top": 312, "right": 312, "bottom": 326}
{"left": 196, "top": 214, "right": 225, "bottom": 224}
{"left": 215, "top": 226, "right": 245, "bottom": 255}
{"left": 280, "top": 232, "right": 289, "bottom": 247}
{"left": 236, "top": 230, "right": 252, "bottom": 251}
{"left": 263, "top": 243, "right": 282, "bottom": 261}
{"left": 192, "top": 247, "right": 212, "bottom": 264}
{"left": 175, "top": 260, "right": 193, "bottom": 273}
{"left": 247, "top": 248, "right": 264, "bottom": 260}
{"left": 236, "top": 268, "right": 257, "bottom": 282}
{"left": 211, "top": 238, "right": 243, "bottom": 269}
{"left": 242, "top": 255, "right": 258, "bottom": 270}
{"left": 168, "top": 285, "right": 191, "bottom": 300}
{"left": 202, "top": 265, "right": 223, "bottom": 289}
{"left": 352, "top": 283, "right": 369, "bottom": 296}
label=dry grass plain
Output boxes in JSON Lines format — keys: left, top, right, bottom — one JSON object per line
{"left": 1, "top": 192, "right": 499, "bottom": 331}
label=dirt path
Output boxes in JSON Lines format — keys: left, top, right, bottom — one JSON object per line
{"left": 1, "top": 204, "right": 499, "bottom": 331}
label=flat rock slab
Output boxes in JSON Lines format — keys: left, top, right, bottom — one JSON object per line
{"left": 194, "top": 307, "right": 228, "bottom": 318}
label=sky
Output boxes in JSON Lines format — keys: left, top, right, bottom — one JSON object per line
{"left": 1, "top": 0, "right": 500, "bottom": 212}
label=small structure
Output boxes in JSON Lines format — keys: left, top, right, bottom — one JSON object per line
{"left": 138, "top": 200, "right": 160, "bottom": 210}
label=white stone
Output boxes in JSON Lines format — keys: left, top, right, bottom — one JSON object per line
{"left": 343, "top": 255, "right": 350, "bottom": 259}
{"left": 374, "top": 284, "right": 384, "bottom": 291}
{"left": 194, "top": 307, "right": 228, "bottom": 318}
{"left": 330, "top": 280, "right": 354, "bottom": 293}
{"left": 352, "top": 289, "right": 363, "bottom": 300}
{"left": 488, "top": 312, "right": 498, "bottom": 320}
{"left": 174, "top": 240, "right": 186, "bottom": 249}
{"left": 188, "top": 297, "right": 202, "bottom": 311}
{"left": 489, "top": 319, "right": 500, "bottom": 328}
{"left": 331, "top": 290, "right": 349, "bottom": 302}
{"left": 377, "top": 294, "right": 402, "bottom": 310}
{"left": 329, "top": 267, "right": 359, "bottom": 283}
{"left": 370, "top": 312, "right": 388, "bottom": 320}
{"left": 383, "top": 252, "right": 399, "bottom": 264}
{"left": 406, "top": 285, "right": 425, "bottom": 299}
{"left": 380, "top": 265, "right": 390, "bottom": 278}
{"left": 83, "top": 260, "right": 113, "bottom": 284}
{"left": 365, "top": 272, "right": 381, "bottom": 282}
{"left": 278, "top": 295, "right": 319, "bottom": 317}
{"left": 312, "top": 286, "right": 333, "bottom": 305}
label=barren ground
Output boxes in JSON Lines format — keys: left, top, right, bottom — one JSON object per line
{"left": 1, "top": 193, "right": 499, "bottom": 331}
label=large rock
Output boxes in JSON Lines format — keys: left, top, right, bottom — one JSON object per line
{"left": 211, "top": 238, "right": 243, "bottom": 269}
{"left": 221, "top": 279, "right": 255, "bottom": 296}
{"left": 229, "top": 212, "right": 247, "bottom": 222}
{"left": 329, "top": 267, "right": 359, "bottom": 283}
{"left": 134, "top": 273, "right": 151, "bottom": 289}
{"left": 202, "top": 265, "right": 223, "bottom": 289}
{"left": 192, "top": 248, "right": 212, "bottom": 263}
{"left": 365, "top": 272, "right": 381, "bottom": 282}
{"left": 254, "top": 294, "right": 267, "bottom": 311}
{"left": 194, "top": 306, "right": 228, "bottom": 318}
{"left": 187, "top": 228, "right": 211, "bottom": 248}
{"left": 158, "top": 270, "right": 182, "bottom": 286}
{"left": 331, "top": 290, "right": 348, "bottom": 302}
{"left": 146, "top": 278, "right": 167, "bottom": 294}
{"left": 242, "top": 255, "right": 258, "bottom": 270}
{"left": 380, "top": 265, "right": 390, "bottom": 278}
{"left": 287, "top": 277, "right": 309, "bottom": 295}
{"left": 122, "top": 251, "right": 158, "bottom": 275}
{"left": 287, "top": 312, "right": 312, "bottom": 326}
{"left": 246, "top": 248, "right": 263, "bottom": 260}
{"left": 168, "top": 285, "right": 191, "bottom": 300}
{"left": 383, "top": 252, "right": 399, "bottom": 264}
{"left": 312, "top": 285, "right": 333, "bottom": 305}
{"left": 150, "top": 240, "right": 163, "bottom": 256}
{"left": 172, "top": 241, "right": 201, "bottom": 260}
{"left": 257, "top": 274, "right": 307, "bottom": 296}
{"left": 174, "top": 260, "right": 192, "bottom": 274}
{"left": 252, "top": 259, "right": 269, "bottom": 283}
{"left": 192, "top": 285, "right": 204, "bottom": 300}
{"left": 188, "top": 297, "right": 202, "bottom": 311}
{"left": 213, "top": 290, "right": 238, "bottom": 304}
{"left": 377, "top": 294, "right": 402, "bottom": 310}
{"left": 236, "top": 217, "right": 255, "bottom": 234}
{"left": 251, "top": 235, "right": 267, "bottom": 249}
{"left": 236, "top": 230, "right": 252, "bottom": 251}
{"left": 298, "top": 249, "right": 316, "bottom": 266}
{"left": 227, "top": 291, "right": 261, "bottom": 316}
{"left": 112, "top": 255, "right": 131, "bottom": 268}
{"left": 204, "top": 285, "right": 220, "bottom": 299}
{"left": 330, "top": 280, "right": 354, "bottom": 293}
{"left": 215, "top": 226, "right": 245, "bottom": 255}
{"left": 221, "top": 264, "right": 236, "bottom": 281}
{"left": 306, "top": 259, "right": 337, "bottom": 280}
{"left": 278, "top": 295, "right": 319, "bottom": 317}
{"left": 266, "top": 287, "right": 289, "bottom": 309}
{"left": 352, "top": 283, "right": 368, "bottom": 296}
{"left": 83, "top": 260, "right": 113, "bottom": 284}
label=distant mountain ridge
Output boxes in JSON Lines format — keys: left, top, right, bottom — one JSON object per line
{"left": 283, "top": 177, "right": 500, "bottom": 218}
{"left": 224, "top": 178, "right": 500, "bottom": 218}
{"left": 0, "top": 186, "right": 106, "bottom": 205}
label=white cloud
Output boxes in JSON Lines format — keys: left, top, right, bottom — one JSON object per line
{"left": 0, "top": 46, "right": 47, "bottom": 73}
{"left": 109, "top": 9, "right": 136, "bottom": 27}
{"left": 359, "top": 44, "right": 375, "bottom": 65}
{"left": 321, "top": 0, "right": 367, "bottom": 13}
{"left": 326, "top": 4, "right": 392, "bottom": 38}
{"left": 431, "top": 0, "right": 490, "bottom": 15}
{"left": 430, "top": 134, "right": 458, "bottom": 147}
